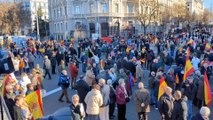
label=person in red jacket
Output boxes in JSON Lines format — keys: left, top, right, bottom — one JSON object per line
{"left": 69, "top": 61, "right": 78, "bottom": 89}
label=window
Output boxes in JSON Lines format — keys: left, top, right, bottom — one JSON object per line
{"left": 60, "top": 7, "right": 62, "bottom": 16}
{"left": 61, "top": 23, "right": 63, "bottom": 31}
{"left": 75, "top": 6, "right": 80, "bottom": 14}
{"left": 65, "top": 6, "right": 67, "bottom": 16}
{"left": 102, "top": 3, "right": 107, "bottom": 13}
{"left": 57, "top": 23, "right": 59, "bottom": 31}
{"left": 127, "top": 3, "right": 133, "bottom": 13}
{"left": 115, "top": 4, "right": 119, "bottom": 13}
{"left": 54, "top": 9, "right": 56, "bottom": 17}
{"left": 66, "top": 22, "right": 67, "bottom": 30}
{"left": 54, "top": 24, "right": 56, "bottom": 31}
{"left": 90, "top": 4, "right": 94, "bottom": 13}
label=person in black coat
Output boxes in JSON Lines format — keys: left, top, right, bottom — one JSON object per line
{"left": 70, "top": 94, "right": 85, "bottom": 120}
{"left": 158, "top": 87, "right": 174, "bottom": 120}
{"left": 191, "top": 106, "right": 210, "bottom": 120}
{"left": 73, "top": 75, "right": 90, "bottom": 111}
{"left": 56, "top": 51, "right": 64, "bottom": 66}
{"left": 172, "top": 91, "right": 188, "bottom": 120}
{"left": 107, "top": 79, "right": 116, "bottom": 119}
{"left": 51, "top": 53, "right": 57, "bottom": 74}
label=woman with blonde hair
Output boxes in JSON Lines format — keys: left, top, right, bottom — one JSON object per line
{"left": 19, "top": 72, "right": 31, "bottom": 94}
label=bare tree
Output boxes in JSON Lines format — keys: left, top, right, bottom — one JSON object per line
{"left": 201, "top": 8, "right": 213, "bottom": 25}
{"left": 136, "top": 0, "right": 161, "bottom": 34}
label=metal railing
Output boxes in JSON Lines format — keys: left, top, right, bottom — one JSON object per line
{"left": 0, "top": 94, "right": 12, "bottom": 120}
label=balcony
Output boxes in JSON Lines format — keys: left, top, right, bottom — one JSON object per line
{"left": 70, "top": 12, "right": 136, "bottom": 18}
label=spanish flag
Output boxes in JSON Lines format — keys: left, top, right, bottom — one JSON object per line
{"left": 175, "top": 74, "right": 179, "bottom": 84}
{"left": 186, "top": 47, "right": 190, "bottom": 56}
{"left": 26, "top": 90, "right": 44, "bottom": 119}
{"left": 205, "top": 43, "right": 211, "bottom": 50}
{"left": 204, "top": 72, "right": 212, "bottom": 107}
{"left": 1, "top": 74, "right": 11, "bottom": 96}
{"left": 158, "top": 77, "right": 168, "bottom": 100}
{"left": 100, "top": 59, "right": 105, "bottom": 69}
{"left": 187, "top": 38, "right": 194, "bottom": 45}
{"left": 126, "top": 46, "right": 131, "bottom": 54}
{"left": 183, "top": 57, "right": 194, "bottom": 80}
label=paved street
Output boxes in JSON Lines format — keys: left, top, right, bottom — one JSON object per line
{"left": 33, "top": 53, "right": 213, "bottom": 120}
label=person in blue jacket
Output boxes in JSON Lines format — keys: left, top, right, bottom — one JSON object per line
{"left": 58, "top": 70, "right": 71, "bottom": 103}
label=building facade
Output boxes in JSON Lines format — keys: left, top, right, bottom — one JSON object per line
{"left": 186, "top": 0, "right": 204, "bottom": 15}
{"left": 17, "top": 0, "right": 49, "bottom": 35}
{"left": 49, "top": 0, "right": 203, "bottom": 40}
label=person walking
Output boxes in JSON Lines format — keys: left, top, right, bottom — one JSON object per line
{"left": 116, "top": 78, "right": 128, "bottom": 120}
{"left": 158, "top": 87, "right": 174, "bottom": 120}
{"left": 136, "top": 61, "right": 144, "bottom": 82}
{"left": 58, "top": 70, "right": 71, "bottom": 103}
{"left": 84, "top": 84, "right": 103, "bottom": 120}
{"left": 50, "top": 52, "right": 57, "bottom": 74}
{"left": 172, "top": 90, "right": 188, "bottom": 120}
{"left": 69, "top": 61, "right": 79, "bottom": 89}
{"left": 43, "top": 56, "right": 52, "bottom": 80}
{"left": 98, "top": 78, "right": 110, "bottom": 120}
{"left": 133, "top": 82, "right": 150, "bottom": 120}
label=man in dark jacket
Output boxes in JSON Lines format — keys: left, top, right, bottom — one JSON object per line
{"left": 73, "top": 75, "right": 90, "bottom": 110}
{"left": 172, "top": 91, "right": 188, "bottom": 120}
{"left": 183, "top": 78, "right": 197, "bottom": 120}
{"left": 51, "top": 53, "right": 57, "bottom": 74}
{"left": 148, "top": 71, "right": 155, "bottom": 105}
{"left": 158, "top": 87, "right": 174, "bottom": 120}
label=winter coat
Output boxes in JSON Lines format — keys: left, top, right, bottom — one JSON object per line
{"left": 148, "top": 77, "right": 155, "bottom": 90}
{"left": 109, "top": 86, "right": 116, "bottom": 104}
{"left": 69, "top": 63, "right": 78, "bottom": 78}
{"left": 153, "top": 79, "right": 160, "bottom": 97}
{"left": 183, "top": 83, "right": 197, "bottom": 100}
{"left": 172, "top": 98, "right": 188, "bottom": 120}
{"left": 74, "top": 79, "right": 90, "bottom": 103}
{"left": 100, "top": 84, "right": 110, "bottom": 107}
{"left": 136, "top": 64, "right": 144, "bottom": 80}
{"left": 51, "top": 56, "right": 57, "bottom": 66}
{"left": 13, "top": 105, "right": 25, "bottom": 120}
{"left": 196, "top": 79, "right": 204, "bottom": 100}
{"left": 85, "top": 70, "right": 96, "bottom": 87}
{"left": 84, "top": 89, "right": 103, "bottom": 115}
{"left": 134, "top": 88, "right": 150, "bottom": 113}
{"left": 116, "top": 85, "right": 126, "bottom": 105}
{"left": 191, "top": 113, "right": 206, "bottom": 120}
{"left": 58, "top": 73, "right": 70, "bottom": 90}
{"left": 165, "top": 74, "right": 175, "bottom": 89}
{"left": 43, "top": 59, "right": 51, "bottom": 70}
{"left": 70, "top": 103, "right": 84, "bottom": 120}
{"left": 158, "top": 94, "right": 174, "bottom": 120}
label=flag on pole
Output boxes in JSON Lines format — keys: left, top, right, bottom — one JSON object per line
{"left": 26, "top": 90, "right": 44, "bottom": 120}
{"left": 175, "top": 74, "right": 179, "bottom": 84}
{"left": 204, "top": 72, "right": 212, "bottom": 107}
{"left": 187, "top": 38, "right": 194, "bottom": 45}
{"left": 186, "top": 47, "right": 191, "bottom": 56}
{"left": 183, "top": 57, "right": 194, "bottom": 80}
{"left": 158, "top": 77, "right": 168, "bottom": 100}
{"left": 1, "top": 74, "right": 11, "bottom": 96}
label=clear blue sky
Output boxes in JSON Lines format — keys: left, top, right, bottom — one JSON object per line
{"left": 204, "top": 0, "right": 213, "bottom": 10}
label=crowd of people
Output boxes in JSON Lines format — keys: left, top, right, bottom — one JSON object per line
{"left": 1, "top": 29, "right": 213, "bottom": 120}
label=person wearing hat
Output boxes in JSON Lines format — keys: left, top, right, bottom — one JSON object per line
{"left": 73, "top": 75, "right": 90, "bottom": 112}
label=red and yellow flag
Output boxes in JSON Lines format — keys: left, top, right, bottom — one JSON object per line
{"left": 187, "top": 38, "right": 194, "bottom": 45}
{"left": 1, "top": 74, "right": 11, "bottom": 96}
{"left": 175, "top": 74, "right": 179, "bottom": 84}
{"left": 100, "top": 59, "right": 105, "bottom": 69}
{"left": 158, "top": 77, "right": 168, "bottom": 100}
{"left": 183, "top": 57, "right": 194, "bottom": 80}
{"left": 186, "top": 47, "right": 190, "bottom": 56}
{"left": 205, "top": 43, "right": 211, "bottom": 50}
{"left": 204, "top": 72, "right": 212, "bottom": 107}
{"left": 126, "top": 46, "right": 131, "bottom": 54}
{"left": 26, "top": 90, "right": 44, "bottom": 119}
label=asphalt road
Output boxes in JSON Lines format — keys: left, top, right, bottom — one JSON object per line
{"left": 33, "top": 44, "right": 213, "bottom": 120}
